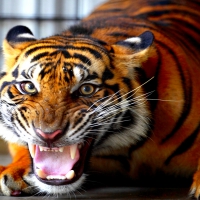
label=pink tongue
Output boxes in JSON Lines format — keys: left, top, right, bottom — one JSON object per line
{"left": 34, "top": 146, "right": 80, "bottom": 176}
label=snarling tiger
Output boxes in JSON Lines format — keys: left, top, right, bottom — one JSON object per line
{"left": 0, "top": 0, "right": 200, "bottom": 197}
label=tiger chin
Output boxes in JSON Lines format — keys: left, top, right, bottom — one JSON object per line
{"left": 0, "top": 0, "right": 200, "bottom": 198}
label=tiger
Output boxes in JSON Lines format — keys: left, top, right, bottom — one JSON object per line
{"left": 0, "top": 0, "right": 200, "bottom": 197}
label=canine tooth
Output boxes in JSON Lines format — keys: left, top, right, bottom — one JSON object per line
{"left": 66, "top": 170, "right": 75, "bottom": 180}
{"left": 39, "top": 146, "right": 44, "bottom": 152}
{"left": 70, "top": 144, "right": 78, "bottom": 159}
{"left": 59, "top": 147, "right": 64, "bottom": 152}
{"left": 28, "top": 144, "right": 36, "bottom": 158}
{"left": 36, "top": 169, "right": 47, "bottom": 179}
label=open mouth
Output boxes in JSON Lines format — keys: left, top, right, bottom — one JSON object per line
{"left": 28, "top": 139, "right": 93, "bottom": 185}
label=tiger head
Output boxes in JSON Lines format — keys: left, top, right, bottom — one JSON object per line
{"left": 0, "top": 25, "right": 154, "bottom": 194}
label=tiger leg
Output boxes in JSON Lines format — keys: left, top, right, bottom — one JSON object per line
{"left": 0, "top": 143, "right": 33, "bottom": 196}
{"left": 190, "top": 159, "right": 200, "bottom": 198}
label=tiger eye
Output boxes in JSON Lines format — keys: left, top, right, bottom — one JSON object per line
{"left": 20, "top": 82, "right": 37, "bottom": 94}
{"left": 79, "top": 84, "right": 95, "bottom": 96}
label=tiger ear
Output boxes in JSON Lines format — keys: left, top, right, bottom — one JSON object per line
{"left": 110, "top": 31, "right": 155, "bottom": 67}
{"left": 3, "top": 25, "right": 37, "bottom": 70}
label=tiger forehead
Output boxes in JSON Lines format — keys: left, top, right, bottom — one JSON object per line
{"left": 23, "top": 36, "right": 109, "bottom": 61}
{"left": 18, "top": 39, "right": 110, "bottom": 75}
{"left": 16, "top": 47, "right": 109, "bottom": 89}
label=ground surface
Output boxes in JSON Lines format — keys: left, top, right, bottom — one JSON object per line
{"left": 0, "top": 187, "right": 192, "bottom": 200}
{"left": 0, "top": 153, "right": 193, "bottom": 200}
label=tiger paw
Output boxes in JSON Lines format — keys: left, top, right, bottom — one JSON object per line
{"left": 0, "top": 164, "right": 34, "bottom": 196}
{"left": 190, "top": 170, "right": 200, "bottom": 198}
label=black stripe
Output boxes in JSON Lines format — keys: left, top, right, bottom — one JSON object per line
{"left": 12, "top": 66, "right": 19, "bottom": 78}
{"left": 62, "top": 51, "right": 71, "bottom": 59}
{"left": 103, "top": 90, "right": 109, "bottom": 98}
{"left": 70, "top": 118, "right": 90, "bottom": 138}
{"left": 73, "top": 117, "right": 83, "bottom": 128}
{"left": 105, "top": 83, "right": 122, "bottom": 102}
{"left": 149, "top": 0, "right": 173, "bottom": 6}
{"left": 49, "top": 50, "right": 60, "bottom": 57}
{"left": 121, "top": 110, "right": 135, "bottom": 127}
{"left": 165, "top": 123, "right": 200, "bottom": 165}
{"left": 31, "top": 52, "right": 49, "bottom": 63}
{"left": 84, "top": 72, "right": 99, "bottom": 81}
{"left": 39, "top": 65, "right": 53, "bottom": 80}
{"left": 15, "top": 113, "right": 27, "bottom": 133}
{"left": 136, "top": 46, "right": 161, "bottom": 112}
{"left": 122, "top": 77, "right": 132, "bottom": 91}
{"left": 73, "top": 53, "right": 91, "bottom": 65}
{"left": 108, "top": 32, "right": 130, "bottom": 38}
{"left": 102, "top": 68, "right": 114, "bottom": 82}
{"left": 0, "top": 81, "right": 16, "bottom": 92}
{"left": 169, "top": 18, "right": 200, "bottom": 39}
{"left": 13, "top": 126, "right": 22, "bottom": 137}
{"left": 0, "top": 72, "right": 6, "bottom": 79}
{"left": 158, "top": 41, "right": 191, "bottom": 143}
{"left": 26, "top": 44, "right": 104, "bottom": 60}
{"left": 19, "top": 107, "right": 30, "bottom": 128}
{"left": 21, "top": 70, "right": 30, "bottom": 79}
{"left": 7, "top": 87, "right": 15, "bottom": 99}
{"left": 25, "top": 45, "right": 65, "bottom": 57}
{"left": 137, "top": 9, "right": 199, "bottom": 21}
{"left": 86, "top": 47, "right": 103, "bottom": 59}
{"left": 67, "top": 45, "right": 103, "bottom": 59}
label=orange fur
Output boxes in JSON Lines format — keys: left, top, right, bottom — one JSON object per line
{"left": 0, "top": 0, "right": 200, "bottom": 197}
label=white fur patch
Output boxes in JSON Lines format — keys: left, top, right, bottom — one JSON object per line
{"left": 24, "top": 173, "right": 86, "bottom": 195}
{"left": 17, "top": 33, "right": 35, "bottom": 39}
{"left": 125, "top": 37, "right": 141, "bottom": 44}
{"left": 0, "top": 121, "right": 22, "bottom": 144}
{"left": 73, "top": 67, "right": 82, "bottom": 82}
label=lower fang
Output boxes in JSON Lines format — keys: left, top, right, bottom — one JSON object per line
{"left": 66, "top": 170, "right": 75, "bottom": 180}
{"left": 36, "top": 169, "right": 47, "bottom": 179}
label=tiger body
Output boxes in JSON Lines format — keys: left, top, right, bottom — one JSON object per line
{"left": 0, "top": 0, "right": 200, "bottom": 197}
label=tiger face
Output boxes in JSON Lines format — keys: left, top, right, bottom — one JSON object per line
{"left": 0, "top": 26, "right": 154, "bottom": 194}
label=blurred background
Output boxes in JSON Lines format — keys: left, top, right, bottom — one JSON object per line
{"left": 0, "top": 0, "right": 106, "bottom": 162}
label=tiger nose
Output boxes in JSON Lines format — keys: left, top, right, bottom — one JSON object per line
{"left": 35, "top": 129, "right": 62, "bottom": 141}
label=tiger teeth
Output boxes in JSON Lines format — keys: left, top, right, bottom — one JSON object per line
{"left": 39, "top": 146, "right": 44, "bottom": 152}
{"left": 39, "top": 146, "right": 64, "bottom": 152}
{"left": 28, "top": 143, "right": 36, "bottom": 158}
{"left": 47, "top": 175, "right": 66, "bottom": 180}
{"left": 59, "top": 147, "right": 64, "bottom": 152}
{"left": 36, "top": 168, "right": 47, "bottom": 179}
{"left": 66, "top": 170, "right": 75, "bottom": 180}
{"left": 37, "top": 170, "right": 76, "bottom": 180}
{"left": 70, "top": 144, "right": 78, "bottom": 160}
{"left": 30, "top": 143, "right": 80, "bottom": 156}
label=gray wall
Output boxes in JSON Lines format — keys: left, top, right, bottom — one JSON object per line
{"left": 0, "top": 0, "right": 106, "bottom": 67}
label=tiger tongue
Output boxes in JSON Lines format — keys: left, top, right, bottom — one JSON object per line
{"left": 33, "top": 145, "right": 80, "bottom": 176}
